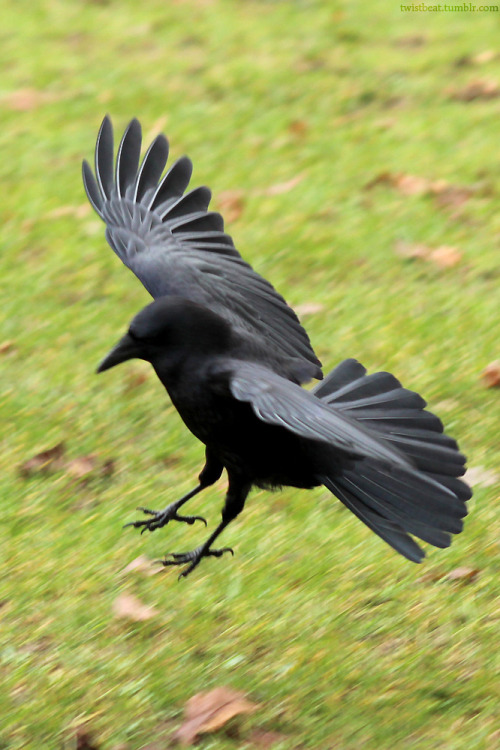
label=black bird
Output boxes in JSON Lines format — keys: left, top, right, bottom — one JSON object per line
{"left": 84, "top": 117, "right": 471, "bottom": 578}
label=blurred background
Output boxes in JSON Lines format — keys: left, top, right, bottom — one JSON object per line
{"left": 1, "top": 1, "right": 499, "bottom": 748}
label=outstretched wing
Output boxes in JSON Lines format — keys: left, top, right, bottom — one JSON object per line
{"left": 224, "top": 361, "right": 413, "bottom": 469}
{"left": 83, "top": 116, "right": 322, "bottom": 376}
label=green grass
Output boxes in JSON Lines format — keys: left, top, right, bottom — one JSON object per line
{"left": 1, "top": 1, "right": 500, "bottom": 747}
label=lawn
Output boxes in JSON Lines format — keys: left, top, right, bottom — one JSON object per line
{"left": 1, "top": 1, "right": 499, "bottom": 748}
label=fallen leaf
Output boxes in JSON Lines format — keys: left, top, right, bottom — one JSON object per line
{"left": 66, "top": 455, "right": 98, "bottom": 480}
{"left": 447, "top": 567, "right": 480, "bottom": 583}
{"left": 449, "top": 79, "right": 500, "bottom": 101}
{"left": 263, "top": 174, "right": 304, "bottom": 196}
{"left": 394, "top": 241, "right": 462, "bottom": 268}
{"left": 46, "top": 204, "right": 91, "bottom": 220}
{"left": 394, "top": 241, "right": 430, "bottom": 261}
{"left": 473, "top": 50, "right": 498, "bottom": 65}
{"left": 488, "top": 729, "right": 500, "bottom": 748}
{"left": 3, "top": 88, "right": 61, "bottom": 111}
{"left": 76, "top": 730, "right": 100, "bottom": 750}
{"left": 121, "top": 555, "right": 160, "bottom": 577}
{"left": 124, "top": 370, "right": 149, "bottom": 391}
{"left": 481, "top": 361, "right": 500, "bottom": 388}
{"left": 365, "top": 173, "right": 473, "bottom": 211}
{"left": 393, "top": 173, "right": 430, "bottom": 196}
{"left": 248, "top": 729, "right": 290, "bottom": 748}
{"left": 174, "top": 687, "right": 259, "bottom": 746}
{"left": 464, "top": 465, "right": 499, "bottom": 488}
{"left": 364, "top": 172, "right": 429, "bottom": 196}
{"left": 65, "top": 455, "right": 114, "bottom": 483}
{"left": 295, "top": 302, "right": 325, "bottom": 317}
{"left": 394, "top": 35, "right": 426, "bottom": 48}
{"left": 112, "top": 593, "right": 158, "bottom": 622}
{"left": 431, "top": 183, "right": 472, "bottom": 211}
{"left": 364, "top": 172, "right": 396, "bottom": 191}
{"left": 288, "top": 119, "right": 309, "bottom": 137}
{"left": 0, "top": 340, "right": 14, "bottom": 354}
{"left": 428, "top": 245, "right": 463, "bottom": 269}
{"left": 216, "top": 190, "right": 245, "bottom": 223}
{"left": 19, "top": 443, "right": 66, "bottom": 477}
{"left": 456, "top": 50, "right": 498, "bottom": 67}
{"left": 101, "top": 459, "right": 115, "bottom": 478}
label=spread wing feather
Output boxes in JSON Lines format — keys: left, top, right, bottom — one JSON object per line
{"left": 83, "top": 116, "right": 321, "bottom": 376}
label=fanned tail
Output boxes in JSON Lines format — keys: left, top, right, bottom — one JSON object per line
{"left": 312, "top": 359, "right": 471, "bottom": 561}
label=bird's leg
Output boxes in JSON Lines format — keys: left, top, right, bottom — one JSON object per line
{"left": 125, "top": 451, "right": 223, "bottom": 534}
{"left": 159, "top": 475, "right": 251, "bottom": 579}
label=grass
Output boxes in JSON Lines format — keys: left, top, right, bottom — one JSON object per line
{"left": 1, "top": 0, "right": 500, "bottom": 747}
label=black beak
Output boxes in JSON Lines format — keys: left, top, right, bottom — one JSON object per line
{"left": 96, "top": 332, "right": 140, "bottom": 373}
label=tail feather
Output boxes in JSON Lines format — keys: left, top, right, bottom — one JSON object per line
{"left": 322, "top": 475, "right": 426, "bottom": 563}
{"left": 324, "top": 474, "right": 453, "bottom": 550}
{"left": 314, "top": 359, "right": 471, "bottom": 562}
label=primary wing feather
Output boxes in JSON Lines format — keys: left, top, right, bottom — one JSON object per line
{"left": 83, "top": 116, "right": 321, "bottom": 376}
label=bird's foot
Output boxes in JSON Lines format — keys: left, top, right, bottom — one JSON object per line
{"left": 124, "top": 504, "right": 207, "bottom": 534}
{"left": 158, "top": 544, "right": 234, "bottom": 579}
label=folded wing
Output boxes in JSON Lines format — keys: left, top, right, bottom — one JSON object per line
{"left": 225, "top": 361, "right": 413, "bottom": 468}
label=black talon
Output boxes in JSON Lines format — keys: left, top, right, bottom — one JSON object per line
{"left": 123, "top": 484, "right": 209, "bottom": 534}
{"left": 124, "top": 505, "right": 207, "bottom": 533}
{"left": 158, "top": 545, "right": 234, "bottom": 579}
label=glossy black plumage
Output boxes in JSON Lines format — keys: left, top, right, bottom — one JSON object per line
{"left": 83, "top": 116, "right": 322, "bottom": 380}
{"left": 86, "top": 119, "right": 471, "bottom": 578}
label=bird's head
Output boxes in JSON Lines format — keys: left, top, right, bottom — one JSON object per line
{"left": 97, "top": 296, "right": 232, "bottom": 375}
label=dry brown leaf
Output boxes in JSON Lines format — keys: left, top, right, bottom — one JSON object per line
{"left": 394, "top": 241, "right": 430, "bottom": 261}
{"left": 481, "top": 361, "right": 500, "bottom": 388}
{"left": 3, "top": 88, "right": 60, "bottom": 111}
{"left": 364, "top": 172, "right": 429, "bottom": 196}
{"left": 394, "top": 35, "right": 426, "bottom": 48}
{"left": 76, "top": 730, "right": 100, "bottom": 750}
{"left": 19, "top": 443, "right": 66, "bottom": 477}
{"left": 121, "top": 555, "right": 160, "bottom": 577}
{"left": 124, "top": 370, "right": 149, "bottom": 391}
{"left": 288, "top": 119, "right": 309, "bottom": 138}
{"left": 365, "top": 173, "right": 472, "bottom": 211}
{"left": 101, "top": 459, "right": 116, "bottom": 478}
{"left": 432, "top": 183, "right": 472, "bottom": 211}
{"left": 394, "top": 241, "right": 462, "bottom": 269}
{"left": 464, "top": 465, "right": 499, "bottom": 488}
{"left": 112, "top": 593, "right": 158, "bottom": 622}
{"left": 0, "top": 340, "right": 14, "bottom": 354}
{"left": 455, "top": 50, "right": 498, "bottom": 67}
{"left": 429, "top": 245, "right": 463, "bottom": 269}
{"left": 249, "top": 729, "right": 290, "bottom": 748}
{"left": 473, "top": 50, "right": 498, "bottom": 65}
{"left": 447, "top": 567, "right": 480, "bottom": 583}
{"left": 66, "top": 455, "right": 98, "bottom": 480}
{"left": 46, "top": 204, "right": 91, "bottom": 220}
{"left": 263, "top": 175, "right": 304, "bottom": 196}
{"left": 363, "top": 172, "right": 394, "bottom": 190}
{"left": 65, "top": 455, "right": 114, "bottom": 482}
{"left": 217, "top": 190, "right": 245, "bottom": 223}
{"left": 393, "top": 173, "right": 430, "bottom": 196}
{"left": 450, "top": 79, "right": 500, "bottom": 101}
{"left": 295, "top": 302, "right": 325, "bottom": 317}
{"left": 174, "top": 686, "right": 259, "bottom": 746}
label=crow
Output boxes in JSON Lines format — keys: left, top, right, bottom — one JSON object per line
{"left": 84, "top": 117, "right": 471, "bottom": 578}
